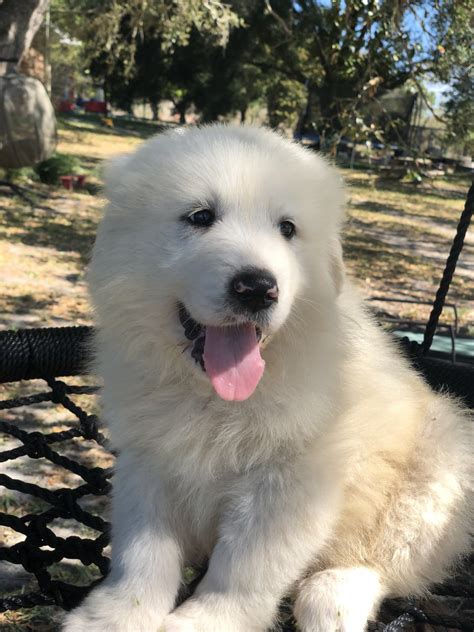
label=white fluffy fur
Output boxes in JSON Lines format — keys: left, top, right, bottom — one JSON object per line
{"left": 63, "top": 125, "right": 472, "bottom": 632}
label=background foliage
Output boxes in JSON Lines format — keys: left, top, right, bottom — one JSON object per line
{"left": 46, "top": 0, "right": 473, "bottom": 152}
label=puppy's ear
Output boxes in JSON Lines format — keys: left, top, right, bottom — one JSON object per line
{"left": 329, "top": 237, "right": 345, "bottom": 296}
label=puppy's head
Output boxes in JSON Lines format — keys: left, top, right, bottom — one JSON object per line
{"left": 90, "top": 125, "right": 345, "bottom": 401}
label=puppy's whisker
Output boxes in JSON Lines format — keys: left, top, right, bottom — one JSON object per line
{"left": 293, "top": 295, "right": 324, "bottom": 315}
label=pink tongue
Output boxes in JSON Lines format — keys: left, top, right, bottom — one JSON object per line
{"left": 203, "top": 324, "right": 265, "bottom": 401}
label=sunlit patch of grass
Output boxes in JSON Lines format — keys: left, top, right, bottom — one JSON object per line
{"left": 0, "top": 604, "right": 61, "bottom": 631}
{"left": 341, "top": 168, "right": 473, "bottom": 329}
{"left": 0, "top": 490, "right": 50, "bottom": 518}
{"left": 49, "top": 562, "right": 103, "bottom": 586}
{"left": 0, "top": 565, "right": 102, "bottom": 631}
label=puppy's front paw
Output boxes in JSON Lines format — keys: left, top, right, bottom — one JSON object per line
{"left": 62, "top": 585, "right": 165, "bottom": 632}
{"left": 63, "top": 608, "right": 109, "bottom": 632}
{"left": 64, "top": 606, "right": 161, "bottom": 632}
{"left": 163, "top": 598, "right": 258, "bottom": 632}
{"left": 294, "top": 567, "right": 383, "bottom": 632}
{"left": 162, "top": 612, "right": 197, "bottom": 632}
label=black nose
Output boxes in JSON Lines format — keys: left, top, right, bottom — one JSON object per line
{"left": 230, "top": 268, "right": 279, "bottom": 312}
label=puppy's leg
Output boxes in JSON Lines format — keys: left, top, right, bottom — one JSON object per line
{"left": 294, "top": 567, "right": 384, "bottom": 632}
{"left": 294, "top": 398, "right": 472, "bottom": 632}
{"left": 163, "top": 463, "right": 341, "bottom": 632}
{"left": 63, "top": 453, "right": 182, "bottom": 632}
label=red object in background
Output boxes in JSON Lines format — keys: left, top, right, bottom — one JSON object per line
{"left": 58, "top": 100, "right": 74, "bottom": 113}
{"left": 60, "top": 176, "right": 74, "bottom": 190}
{"left": 60, "top": 175, "right": 87, "bottom": 190}
{"left": 84, "top": 100, "right": 107, "bottom": 114}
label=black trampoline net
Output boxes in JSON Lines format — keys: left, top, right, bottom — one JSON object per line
{"left": 0, "top": 374, "right": 111, "bottom": 619}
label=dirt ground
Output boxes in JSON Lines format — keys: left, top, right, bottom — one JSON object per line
{"left": 0, "top": 115, "right": 472, "bottom": 630}
{"left": 0, "top": 116, "right": 472, "bottom": 333}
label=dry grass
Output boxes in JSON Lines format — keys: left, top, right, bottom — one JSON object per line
{"left": 1, "top": 115, "right": 471, "bottom": 334}
{"left": 0, "top": 115, "right": 148, "bottom": 329}
{"left": 344, "top": 170, "right": 473, "bottom": 334}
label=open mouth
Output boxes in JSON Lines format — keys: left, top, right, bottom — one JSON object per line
{"left": 178, "top": 304, "right": 265, "bottom": 402}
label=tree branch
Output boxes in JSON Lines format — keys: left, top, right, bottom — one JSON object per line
{"left": 411, "top": 74, "right": 446, "bottom": 125}
{"left": 249, "top": 60, "right": 306, "bottom": 85}
{"left": 264, "top": 0, "right": 291, "bottom": 36}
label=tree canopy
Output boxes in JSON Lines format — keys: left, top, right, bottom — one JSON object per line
{"left": 49, "top": 0, "right": 473, "bottom": 151}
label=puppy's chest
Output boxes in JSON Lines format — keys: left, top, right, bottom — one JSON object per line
{"left": 157, "top": 426, "right": 252, "bottom": 557}
{"left": 154, "top": 397, "right": 305, "bottom": 478}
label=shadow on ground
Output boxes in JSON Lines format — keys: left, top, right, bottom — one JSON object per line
{"left": 0, "top": 199, "right": 98, "bottom": 265}
{"left": 345, "top": 172, "right": 470, "bottom": 201}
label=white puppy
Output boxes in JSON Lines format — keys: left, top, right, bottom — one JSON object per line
{"left": 64, "top": 125, "right": 472, "bottom": 632}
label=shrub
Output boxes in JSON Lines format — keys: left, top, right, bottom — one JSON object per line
{"left": 35, "top": 153, "right": 82, "bottom": 185}
{"left": 0, "top": 167, "right": 39, "bottom": 183}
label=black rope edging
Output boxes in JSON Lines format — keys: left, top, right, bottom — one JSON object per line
{"left": 0, "top": 326, "right": 93, "bottom": 383}
{"left": 422, "top": 181, "right": 474, "bottom": 354}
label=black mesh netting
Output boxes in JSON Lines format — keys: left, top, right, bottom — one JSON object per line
{"left": 0, "top": 327, "right": 112, "bottom": 615}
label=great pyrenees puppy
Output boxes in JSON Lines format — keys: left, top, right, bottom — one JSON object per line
{"left": 64, "top": 125, "right": 471, "bottom": 632}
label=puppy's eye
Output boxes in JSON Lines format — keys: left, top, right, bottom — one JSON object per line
{"left": 279, "top": 220, "right": 296, "bottom": 240}
{"left": 187, "top": 208, "right": 215, "bottom": 228}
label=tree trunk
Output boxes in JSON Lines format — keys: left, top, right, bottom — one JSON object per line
{"left": 240, "top": 107, "right": 247, "bottom": 123}
{"left": 0, "top": 0, "right": 49, "bottom": 76}
{"left": 315, "top": 74, "right": 348, "bottom": 145}
{"left": 294, "top": 80, "right": 312, "bottom": 139}
{"left": 177, "top": 103, "right": 187, "bottom": 125}
{"left": 150, "top": 99, "right": 159, "bottom": 121}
